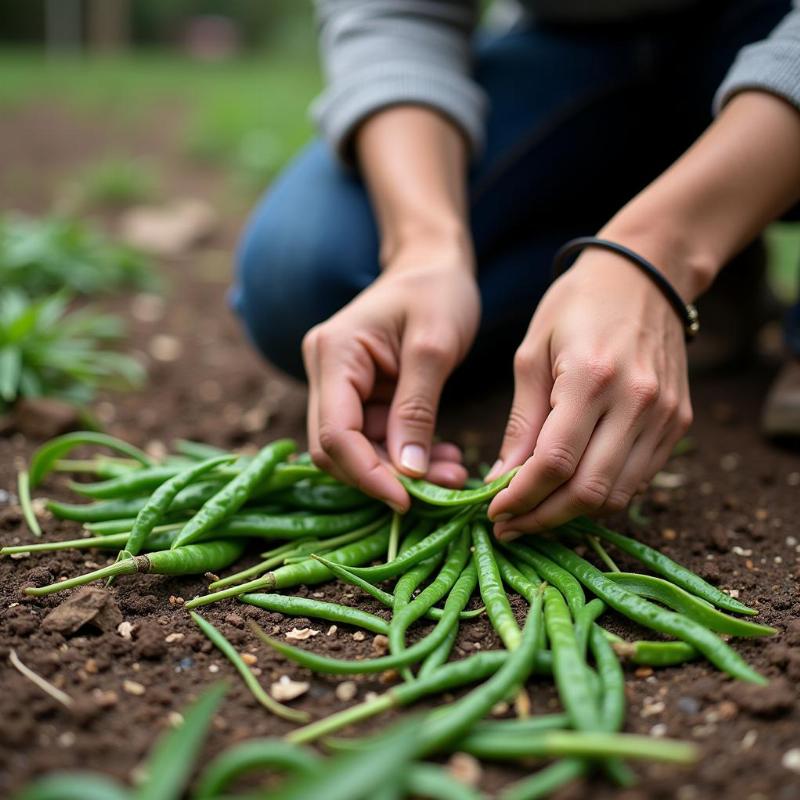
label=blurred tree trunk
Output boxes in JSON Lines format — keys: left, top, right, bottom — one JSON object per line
{"left": 87, "top": 0, "right": 131, "bottom": 51}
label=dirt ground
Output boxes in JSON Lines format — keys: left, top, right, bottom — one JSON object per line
{"left": 1, "top": 102, "right": 799, "bottom": 800}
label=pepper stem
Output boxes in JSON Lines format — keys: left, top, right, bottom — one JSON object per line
{"left": 24, "top": 555, "right": 147, "bottom": 597}
{"left": 184, "top": 571, "right": 277, "bottom": 609}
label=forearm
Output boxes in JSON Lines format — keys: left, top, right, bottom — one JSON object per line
{"left": 602, "top": 91, "right": 800, "bottom": 301}
{"left": 355, "top": 106, "right": 473, "bottom": 272}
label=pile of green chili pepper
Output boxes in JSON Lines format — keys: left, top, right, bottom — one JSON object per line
{"left": 8, "top": 431, "right": 778, "bottom": 799}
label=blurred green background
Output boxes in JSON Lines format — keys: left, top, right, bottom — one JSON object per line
{"left": 0, "top": 0, "right": 797, "bottom": 301}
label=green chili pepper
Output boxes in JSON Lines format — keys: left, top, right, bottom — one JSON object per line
{"left": 568, "top": 519, "right": 757, "bottom": 616}
{"left": 241, "top": 593, "right": 390, "bottom": 635}
{"left": 397, "top": 469, "right": 517, "bottom": 507}
{"left": 610, "top": 638, "right": 698, "bottom": 666}
{"left": 342, "top": 505, "right": 479, "bottom": 582}
{"left": 124, "top": 455, "right": 236, "bottom": 557}
{"left": 172, "top": 439, "right": 296, "bottom": 548}
{"left": 472, "top": 522, "right": 521, "bottom": 650}
{"left": 417, "top": 584, "right": 545, "bottom": 755}
{"left": 503, "top": 542, "right": 585, "bottom": 613}
{"left": 194, "top": 739, "right": 320, "bottom": 800}
{"left": 25, "top": 540, "right": 245, "bottom": 597}
{"left": 544, "top": 587, "right": 602, "bottom": 732}
{"left": 499, "top": 759, "right": 589, "bottom": 800}
{"left": 453, "top": 729, "right": 697, "bottom": 764}
{"left": 533, "top": 538, "right": 766, "bottom": 684}
{"left": 212, "top": 506, "right": 384, "bottom": 540}
{"left": 405, "top": 763, "right": 486, "bottom": 800}
{"left": 389, "top": 531, "right": 471, "bottom": 674}
{"left": 190, "top": 612, "right": 309, "bottom": 723}
{"left": 604, "top": 572, "right": 775, "bottom": 637}
{"left": 574, "top": 599, "right": 606, "bottom": 658}
{"left": 183, "top": 525, "right": 391, "bottom": 609}
{"left": 271, "top": 482, "right": 370, "bottom": 512}
{"left": 29, "top": 431, "right": 154, "bottom": 488}
{"left": 253, "top": 560, "right": 478, "bottom": 674}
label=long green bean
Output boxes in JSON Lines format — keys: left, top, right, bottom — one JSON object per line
{"left": 172, "top": 439, "right": 296, "bottom": 548}
{"left": 190, "top": 612, "right": 308, "bottom": 723}
{"left": 533, "top": 538, "right": 766, "bottom": 684}
{"left": 397, "top": 469, "right": 517, "bottom": 507}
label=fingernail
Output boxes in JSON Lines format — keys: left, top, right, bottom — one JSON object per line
{"left": 484, "top": 459, "right": 504, "bottom": 482}
{"left": 388, "top": 501, "right": 406, "bottom": 515}
{"left": 491, "top": 512, "right": 513, "bottom": 523}
{"left": 496, "top": 530, "right": 522, "bottom": 542}
{"left": 400, "top": 443, "right": 427, "bottom": 475}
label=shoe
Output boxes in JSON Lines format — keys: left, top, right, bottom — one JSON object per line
{"left": 761, "top": 359, "right": 800, "bottom": 439}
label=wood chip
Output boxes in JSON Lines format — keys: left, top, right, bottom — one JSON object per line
{"left": 286, "top": 627, "right": 321, "bottom": 641}
{"left": 123, "top": 680, "right": 146, "bottom": 696}
{"left": 270, "top": 675, "right": 310, "bottom": 702}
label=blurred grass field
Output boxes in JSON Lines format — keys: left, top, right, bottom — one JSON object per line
{"left": 0, "top": 48, "right": 321, "bottom": 187}
{"left": 0, "top": 47, "right": 797, "bottom": 301}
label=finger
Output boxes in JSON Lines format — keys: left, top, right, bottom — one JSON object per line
{"left": 426, "top": 459, "right": 468, "bottom": 488}
{"left": 601, "top": 428, "right": 665, "bottom": 512}
{"left": 386, "top": 333, "right": 455, "bottom": 477}
{"left": 430, "top": 442, "right": 463, "bottom": 464}
{"left": 487, "top": 389, "right": 604, "bottom": 522}
{"left": 484, "top": 341, "right": 552, "bottom": 482}
{"left": 317, "top": 340, "right": 408, "bottom": 512}
{"left": 363, "top": 402, "right": 389, "bottom": 442}
{"left": 493, "top": 407, "right": 645, "bottom": 537}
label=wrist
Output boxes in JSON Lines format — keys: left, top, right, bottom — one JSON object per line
{"left": 598, "top": 216, "right": 719, "bottom": 303}
{"left": 381, "top": 220, "right": 475, "bottom": 276}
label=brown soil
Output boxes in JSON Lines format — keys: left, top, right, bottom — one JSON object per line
{"left": 1, "top": 102, "right": 799, "bottom": 800}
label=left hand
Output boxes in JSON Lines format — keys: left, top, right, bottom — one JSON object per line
{"left": 485, "top": 248, "right": 693, "bottom": 540}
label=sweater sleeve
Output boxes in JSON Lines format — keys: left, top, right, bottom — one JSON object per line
{"left": 311, "top": 0, "right": 487, "bottom": 162}
{"left": 714, "top": 1, "right": 800, "bottom": 113}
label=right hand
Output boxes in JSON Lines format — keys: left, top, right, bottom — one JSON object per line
{"left": 303, "top": 244, "right": 481, "bottom": 512}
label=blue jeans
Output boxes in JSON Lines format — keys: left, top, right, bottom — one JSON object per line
{"left": 233, "top": 0, "right": 793, "bottom": 380}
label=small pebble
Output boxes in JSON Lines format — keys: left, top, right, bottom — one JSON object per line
{"left": 371, "top": 634, "right": 389, "bottom": 654}
{"left": 634, "top": 667, "right": 654, "bottom": 679}
{"left": 781, "top": 748, "right": 800, "bottom": 774}
{"left": 167, "top": 711, "right": 184, "bottom": 728}
{"left": 327, "top": 625, "right": 338, "bottom": 636}
{"left": 123, "top": 680, "right": 146, "bottom": 696}
{"left": 93, "top": 689, "right": 119, "bottom": 708}
{"left": 677, "top": 696, "right": 700, "bottom": 715}
{"left": 650, "top": 723, "right": 668, "bottom": 738}
{"left": 335, "top": 681, "right": 358, "bottom": 702}
{"left": 740, "top": 730, "right": 758, "bottom": 750}
{"left": 58, "top": 731, "right": 76, "bottom": 748}
{"left": 446, "top": 752, "right": 482, "bottom": 788}
{"left": 491, "top": 701, "right": 510, "bottom": 717}
{"left": 177, "top": 657, "right": 193, "bottom": 671}
{"left": 241, "top": 653, "right": 257, "bottom": 666}
{"left": 364, "top": 691, "right": 379, "bottom": 702}
{"left": 149, "top": 334, "right": 183, "bottom": 362}
{"left": 641, "top": 701, "right": 665, "bottom": 718}
{"left": 662, "top": 528, "right": 677, "bottom": 541}
{"left": 754, "top": 508, "right": 769, "bottom": 521}
{"left": 271, "top": 675, "right": 310, "bottom": 701}
{"left": 352, "top": 631, "right": 366, "bottom": 642}
{"left": 285, "top": 627, "right": 320, "bottom": 641}
{"left": 165, "top": 632, "right": 184, "bottom": 643}
{"left": 208, "top": 664, "right": 220, "bottom": 673}
{"left": 117, "top": 621, "right": 134, "bottom": 640}
{"left": 84, "top": 658, "right": 98, "bottom": 674}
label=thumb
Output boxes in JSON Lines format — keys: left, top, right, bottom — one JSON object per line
{"left": 484, "top": 343, "right": 552, "bottom": 482}
{"left": 387, "top": 335, "right": 455, "bottom": 477}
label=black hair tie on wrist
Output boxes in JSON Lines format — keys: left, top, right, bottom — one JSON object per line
{"left": 552, "top": 236, "right": 700, "bottom": 342}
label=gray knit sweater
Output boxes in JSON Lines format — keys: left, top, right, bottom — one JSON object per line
{"left": 312, "top": 0, "right": 800, "bottom": 158}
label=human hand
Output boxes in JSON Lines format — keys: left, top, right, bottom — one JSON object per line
{"left": 486, "top": 249, "right": 693, "bottom": 539}
{"left": 303, "top": 249, "right": 481, "bottom": 512}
